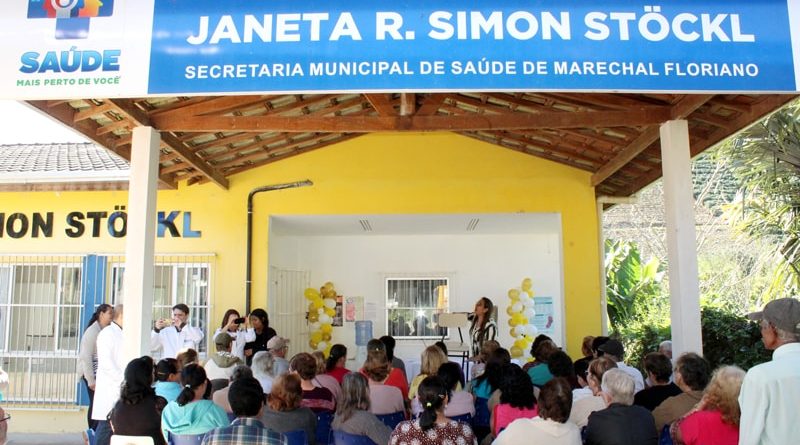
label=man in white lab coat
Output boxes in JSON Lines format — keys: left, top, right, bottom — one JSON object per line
{"left": 151, "top": 303, "right": 204, "bottom": 358}
{"left": 91, "top": 304, "right": 125, "bottom": 445}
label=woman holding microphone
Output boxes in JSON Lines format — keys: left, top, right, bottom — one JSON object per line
{"left": 469, "top": 297, "right": 497, "bottom": 358}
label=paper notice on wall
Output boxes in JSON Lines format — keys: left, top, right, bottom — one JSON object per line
{"left": 364, "top": 302, "right": 378, "bottom": 321}
{"left": 345, "top": 296, "right": 364, "bottom": 322}
{"left": 533, "top": 296, "right": 554, "bottom": 335}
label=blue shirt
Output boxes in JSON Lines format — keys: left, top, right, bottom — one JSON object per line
{"left": 201, "top": 417, "right": 287, "bottom": 445}
{"left": 155, "top": 381, "right": 182, "bottom": 403}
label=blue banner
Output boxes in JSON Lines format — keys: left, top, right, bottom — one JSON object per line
{"left": 148, "top": 0, "right": 798, "bottom": 94}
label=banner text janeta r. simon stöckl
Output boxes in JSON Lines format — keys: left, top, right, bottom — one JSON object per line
{"left": 4, "top": 0, "right": 800, "bottom": 98}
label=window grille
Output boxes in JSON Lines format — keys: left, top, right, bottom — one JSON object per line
{"left": 385, "top": 277, "right": 448, "bottom": 339}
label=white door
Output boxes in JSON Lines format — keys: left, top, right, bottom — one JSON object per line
{"left": 268, "top": 267, "right": 310, "bottom": 354}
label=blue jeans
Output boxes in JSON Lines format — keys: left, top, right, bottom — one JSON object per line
{"left": 94, "top": 420, "right": 112, "bottom": 445}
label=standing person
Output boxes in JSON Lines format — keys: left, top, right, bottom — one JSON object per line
{"left": 78, "top": 303, "right": 113, "bottom": 430}
{"left": 244, "top": 309, "right": 276, "bottom": 366}
{"left": 739, "top": 298, "right": 800, "bottom": 445}
{"left": 151, "top": 304, "right": 204, "bottom": 359}
{"left": 469, "top": 297, "right": 497, "bottom": 358}
{"left": 202, "top": 377, "right": 287, "bottom": 445}
{"left": 331, "top": 373, "right": 392, "bottom": 445}
{"left": 390, "top": 376, "right": 478, "bottom": 445}
{"left": 213, "top": 309, "right": 256, "bottom": 362}
{"left": 91, "top": 304, "right": 125, "bottom": 445}
{"left": 109, "top": 356, "right": 167, "bottom": 445}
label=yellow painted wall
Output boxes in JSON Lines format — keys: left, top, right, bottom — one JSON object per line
{"left": 1, "top": 132, "right": 600, "bottom": 430}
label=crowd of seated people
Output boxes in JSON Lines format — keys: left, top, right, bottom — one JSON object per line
{"left": 90, "top": 300, "right": 796, "bottom": 445}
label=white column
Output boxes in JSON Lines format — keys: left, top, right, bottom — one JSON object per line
{"left": 122, "top": 127, "right": 160, "bottom": 363}
{"left": 660, "top": 120, "right": 702, "bottom": 357}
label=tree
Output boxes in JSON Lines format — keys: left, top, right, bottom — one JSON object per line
{"left": 605, "top": 239, "right": 664, "bottom": 332}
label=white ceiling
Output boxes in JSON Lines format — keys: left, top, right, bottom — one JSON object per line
{"left": 269, "top": 213, "right": 561, "bottom": 236}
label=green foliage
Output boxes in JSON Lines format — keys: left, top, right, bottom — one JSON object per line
{"left": 700, "top": 306, "right": 771, "bottom": 370}
{"left": 605, "top": 239, "right": 664, "bottom": 332}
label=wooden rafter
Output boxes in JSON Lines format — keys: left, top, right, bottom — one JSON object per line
{"left": 152, "top": 107, "right": 671, "bottom": 133}
{"left": 105, "top": 99, "right": 230, "bottom": 189}
{"left": 400, "top": 93, "right": 416, "bottom": 116}
{"left": 363, "top": 94, "right": 396, "bottom": 116}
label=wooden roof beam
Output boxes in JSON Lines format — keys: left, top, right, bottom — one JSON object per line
{"left": 363, "top": 94, "right": 397, "bottom": 116}
{"left": 400, "top": 93, "right": 416, "bottom": 116}
{"left": 153, "top": 107, "right": 671, "bottom": 133}
{"left": 416, "top": 94, "right": 447, "bottom": 116}
{"left": 105, "top": 99, "right": 229, "bottom": 189}
{"left": 591, "top": 94, "right": 713, "bottom": 186}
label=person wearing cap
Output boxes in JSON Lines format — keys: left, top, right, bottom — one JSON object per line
{"left": 268, "top": 336, "right": 291, "bottom": 376}
{"left": 204, "top": 333, "right": 243, "bottom": 381}
{"left": 738, "top": 297, "right": 800, "bottom": 445}
{"left": 597, "top": 339, "right": 645, "bottom": 394}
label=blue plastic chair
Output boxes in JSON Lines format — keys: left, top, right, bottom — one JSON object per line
{"left": 375, "top": 411, "right": 404, "bottom": 430}
{"left": 168, "top": 432, "right": 205, "bottom": 445}
{"left": 284, "top": 429, "right": 309, "bottom": 445}
{"left": 449, "top": 413, "right": 473, "bottom": 424}
{"left": 333, "top": 431, "right": 378, "bottom": 445}
{"left": 473, "top": 397, "right": 490, "bottom": 427}
{"left": 316, "top": 411, "right": 334, "bottom": 445}
{"left": 84, "top": 428, "right": 96, "bottom": 445}
{"left": 659, "top": 424, "right": 674, "bottom": 445}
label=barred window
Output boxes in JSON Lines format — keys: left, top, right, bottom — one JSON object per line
{"left": 386, "top": 277, "right": 448, "bottom": 339}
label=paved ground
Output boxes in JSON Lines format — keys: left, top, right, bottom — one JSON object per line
{"left": 8, "top": 432, "right": 85, "bottom": 445}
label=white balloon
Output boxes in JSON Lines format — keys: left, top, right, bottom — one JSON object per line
{"left": 310, "top": 322, "right": 321, "bottom": 331}
{"left": 319, "top": 314, "right": 332, "bottom": 325}
{"left": 521, "top": 296, "right": 534, "bottom": 308}
{"left": 317, "top": 341, "right": 328, "bottom": 351}
{"left": 523, "top": 308, "right": 536, "bottom": 318}
{"left": 513, "top": 325, "right": 526, "bottom": 337}
{"left": 511, "top": 302, "right": 523, "bottom": 313}
{"left": 318, "top": 308, "right": 325, "bottom": 315}
{"left": 526, "top": 325, "right": 539, "bottom": 336}
{"left": 323, "top": 298, "right": 337, "bottom": 309}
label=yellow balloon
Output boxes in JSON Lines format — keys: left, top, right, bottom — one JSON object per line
{"left": 508, "top": 317, "right": 519, "bottom": 327}
{"left": 310, "top": 332, "right": 322, "bottom": 343}
{"left": 322, "top": 289, "right": 336, "bottom": 299}
{"left": 321, "top": 324, "right": 333, "bottom": 334}
{"left": 514, "top": 339, "right": 527, "bottom": 350}
{"left": 309, "top": 339, "right": 319, "bottom": 349}
{"left": 506, "top": 306, "right": 515, "bottom": 316}
{"left": 508, "top": 289, "right": 520, "bottom": 300}
{"left": 324, "top": 307, "right": 336, "bottom": 317}
{"left": 312, "top": 298, "right": 324, "bottom": 309}
{"left": 510, "top": 346, "right": 523, "bottom": 358}
{"left": 305, "top": 288, "right": 321, "bottom": 300}
{"left": 521, "top": 278, "right": 533, "bottom": 291}
{"left": 509, "top": 328, "right": 516, "bottom": 337}
{"left": 323, "top": 281, "right": 335, "bottom": 291}
{"left": 324, "top": 344, "right": 332, "bottom": 357}
{"left": 322, "top": 333, "right": 332, "bottom": 342}
{"left": 525, "top": 290, "right": 534, "bottom": 298}
{"left": 307, "top": 311, "right": 319, "bottom": 323}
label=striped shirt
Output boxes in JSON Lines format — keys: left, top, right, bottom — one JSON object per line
{"left": 201, "top": 417, "right": 287, "bottom": 445}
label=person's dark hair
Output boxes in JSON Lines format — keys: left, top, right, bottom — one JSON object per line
{"left": 326, "top": 344, "right": 348, "bottom": 372}
{"left": 367, "top": 338, "right": 386, "bottom": 353}
{"left": 474, "top": 347, "right": 511, "bottom": 391}
{"left": 249, "top": 308, "right": 269, "bottom": 329}
{"left": 203, "top": 378, "right": 213, "bottom": 400}
{"left": 379, "top": 336, "right": 396, "bottom": 361}
{"left": 228, "top": 377, "right": 265, "bottom": 417}
{"left": 547, "top": 351, "right": 575, "bottom": 379}
{"left": 531, "top": 339, "right": 559, "bottom": 362}
{"left": 120, "top": 356, "right": 155, "bottom": 405}
{"left": 644, "top": 352, "right": 673, "bottom": 383}
{"left": 220, "top": 309, "right": 241, "bottom": 330}
{"left": 499, "top": 364, "right": 536, "bottom": 409}
{"left": 417, "top": 376, "right": 447, "bottom": 432}
{"left": 573, "top": 359, "right": 590, "bottom": 383}
{"left": 470, "top": 297, "right": 495, "bottom": 347}
{"left": 676, "top": 353, "right": 711, "bottom": 391}
{"left": 176, "top": 364, "right": 207, "bottom": 406}
{"left": 230, "top": 364, "right": 253, "bottom": 382}
{"left": 172, "top": 303, "right": 190, "bottom": 315}
{"left": 591, "top": 336, "right": 610, "bottom": 356}
{"left": 363, "top": 346, "right": 390, "bottom": 382}
{"left": 434, "top": 341, "right": 448, "bottom": 356}
{"left": 529, "top": 334, "right": 553, "bottom": 357}
{"left": 85, "top": 304, "right": 113, "bottom": 330}
{"left": 155, "top": 358, "right": 178, "bottom": 383}
{"left": 538, "top": 378, "right": 572, "bottom": 423}
{"left": 289, "top": 352, "right": 317, "bottom": 380}
{"left": 437, "top": 362, "right": 463, "bottom": 395}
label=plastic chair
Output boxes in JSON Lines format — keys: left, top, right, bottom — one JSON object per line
{"left": 110, "top": 436, "right": 155, "bottom": 445}
{"left": 332, "top": 431, "right": 378, "bottom": 445}
{"left": 168, "top": 432, "right": 205, "bottom": 445}
{"left": 284, "top": 429, "right": 309, "bottom": 445}
{"left": 473, "top": 397, "right": 490, "bottom": 427}
{"left": 449, "top": 413, "right": 473, "bottom": 424}
{"left": 375, "top": 411, "right": 404, "bottom": 430}
{"left": 659, "top": 424, "right": 674, "bottom": 445}
{"left": 316, "top": 411, "right": 334, "bottom": 445}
